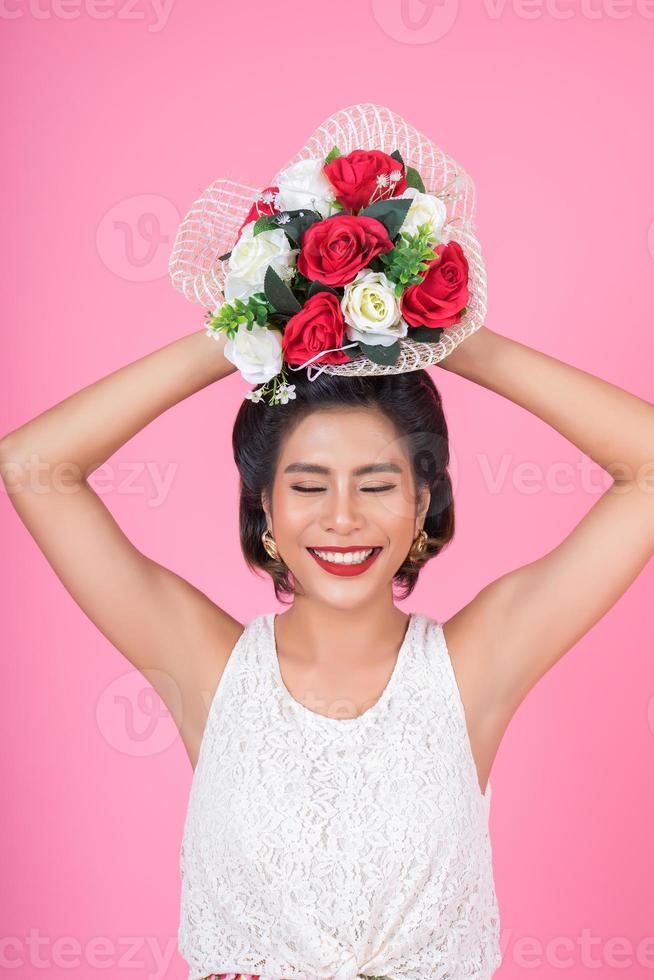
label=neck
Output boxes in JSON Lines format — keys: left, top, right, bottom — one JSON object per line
{"left": 274, "top": 598, "right": 411, "bottom": 668}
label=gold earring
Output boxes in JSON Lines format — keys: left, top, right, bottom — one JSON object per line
{"left": 261, "top": 529, "right": 281, "bottom": 561}
{"left": 407, "top": 528, "right": 428, "bottom": 564}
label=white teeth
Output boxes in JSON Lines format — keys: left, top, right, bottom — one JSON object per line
{"left": 312, "top": 548, "right": 375, "bottom": 565}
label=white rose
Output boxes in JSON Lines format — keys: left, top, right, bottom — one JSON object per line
{"left": 341, "top": 269, "right": 408, "bottom": 347}
{"left": 223, "top": 323, "right": 283, "bottom": 385}
{"left": 397, "top": 188, "right": 449, "bottom": 241}
{"left": 224, "top": 221, "right": 297, "bottom": 302}
{"left": 276, "top": 158, "right": 338, "bottom": 218}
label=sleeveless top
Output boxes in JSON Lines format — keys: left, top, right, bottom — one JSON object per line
{"left": 178, "top": 611, "right": 502, "bottom": 980}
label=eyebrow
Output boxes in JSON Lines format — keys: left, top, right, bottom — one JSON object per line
{"left": 283, "top": 462, "right": 404, "bottom": 477}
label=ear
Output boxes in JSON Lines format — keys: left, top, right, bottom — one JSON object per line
{"left": 417, "top": 484, "right": 431, "bottom": 528}
{"left": 261, "top": 490, "right": 272, "bottom": 527}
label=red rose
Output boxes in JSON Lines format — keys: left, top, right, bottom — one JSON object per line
{"left": 324, "top": 150, "right": 408, "bottom": 212}
{"left": 236, "top": 185, "right": 280, "bottom": 240}
{"left": 282, "top": 292, "right": 350, "bottom": 367}
{"left": 400, "top": 241, "right": 470, "bottom": 329}
{"left": 297, "top": 214, "right": 393, "bottom": 287}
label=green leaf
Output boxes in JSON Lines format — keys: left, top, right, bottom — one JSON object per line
{"left": 268, "top": 311, "right": 292, "bottom": 328}
{"left": 307, "top": 280, "right": 341, "bottom": 299}
{"left": 358, "top": 340, "right": 402, "bottom": 365}
{"left": 218, "top": 250, "right": 231, "bottom": 262}
{"left": 253, "top": 216, "right": 278, "bottom": 236}
{"left": 325, "top": 145, "right": 342, "bottom": 165}
{"left": 264, "top": 266, "right": 302, "bottom": 316}
{"left": 359, "top": 198, "right": 412, "bottom": 241}
{"left": 343, "top": 343, "right": 362, "bottom": 360}
{"left": 407, "top": 326, "right": 443, "bottom": 343}
{"left": 379, "top": 223, "right": 436, "bottom": 290}
{"left": 405, "top": 166, "right": 426, "bottom": 193}
{"left": 292, "top": 271, "right": 312, "bottom": 293}
{"left": 274, "top": 209, "right": 322, "bottom": 247}
{"left": 206, "top": 290, "right": 275, "bottom": 336}
{"left": 390, "top": 149, "right": 405, "bottom": 169}
{"left": 367, "top": 256, "right": 386, "bottom": 274}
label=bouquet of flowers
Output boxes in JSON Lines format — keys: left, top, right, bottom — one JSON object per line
{"left": 204, "top": 147, "right": 470, "bottom": 407}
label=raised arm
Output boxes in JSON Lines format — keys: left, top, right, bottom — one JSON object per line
{"left": 0, "top": 328, "right": 243, "bottom": 767}
{"left": 437, "top": 326, "right": 654, "bottom": 752}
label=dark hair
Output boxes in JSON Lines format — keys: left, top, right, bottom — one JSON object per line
{"left": 232, "top": 368, "right": 455, "bottom": 604}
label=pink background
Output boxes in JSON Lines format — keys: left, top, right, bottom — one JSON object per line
{"left": 2, "top": 2, "right": 654, "bottom": 977}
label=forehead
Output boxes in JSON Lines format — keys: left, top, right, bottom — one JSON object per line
{"left": 277, "top": 407, "right": 408, "bottom": 468}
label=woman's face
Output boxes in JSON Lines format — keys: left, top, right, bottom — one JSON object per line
{"left": 262, "top": 406, "right": 431, "bottom": 607}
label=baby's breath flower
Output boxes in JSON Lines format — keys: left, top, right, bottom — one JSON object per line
{"left": 245, "top": 388, "right": 265, "bottom": 403}
{"left": 238, "top": 367, "right": 298, "bottom": 409}
{"left": 273, "top": 383, "right": 297, "bottom": 406}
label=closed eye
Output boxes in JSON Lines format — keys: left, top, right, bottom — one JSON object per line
{"left": 290, "top": 485, "right": 397, "bottom": 493}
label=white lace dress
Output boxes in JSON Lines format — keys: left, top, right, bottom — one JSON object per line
{"left": 178, "top": 611, "right": 502, "bottom": 980}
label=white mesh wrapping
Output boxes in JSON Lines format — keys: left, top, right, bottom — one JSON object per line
{"left": 168, "top": 104, "right": 487, "bottom": 376}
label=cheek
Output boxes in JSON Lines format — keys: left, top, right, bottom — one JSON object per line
{"left": 273, "top": 492, "right": 316, "bottom": 537}
{"left": 371, "top": 489, "right": 418, "bottom": 530}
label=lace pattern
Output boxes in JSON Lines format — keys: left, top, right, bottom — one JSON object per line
{"left": 201, "top": 975, "right": 392, "bottom": 979}
{"left": 179, "top": 612, "right": 502, "bottom": 980}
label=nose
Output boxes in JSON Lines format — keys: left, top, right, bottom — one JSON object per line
{"left": 319, "top": 484, "right": 363, "bottom": 535}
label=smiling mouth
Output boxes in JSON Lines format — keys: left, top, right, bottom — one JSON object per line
{"left": 307, "top": 546, "right": 383, "bottom": 566}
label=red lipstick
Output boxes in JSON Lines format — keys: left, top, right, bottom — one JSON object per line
{"left": 306, "top": 546, "right": 383, "bottom": 577}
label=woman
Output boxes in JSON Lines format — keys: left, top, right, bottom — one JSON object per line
{"left": 1, "top": 323, "right": 652, "bottom": 980}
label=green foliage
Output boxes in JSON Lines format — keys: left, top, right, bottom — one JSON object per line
{"left": 366, "top": 256, "right": 386, "bottom": 274}
{"left": 253, "top": 217, "right": 278, "bottom": 235}
{"left": 407, "top": 325, "right": 443, "bottom": 343}
{"left": 292, "top": 270, "right": 313, "bottom": 293}
{"left": 405, "top": 166, "right": 426, "bottom": 193}
{"left": 358, "top": 339, "right": 401, "bottom": 365}
{"left": 253, "top": 210, "right": 322, "bottom": 245}
{"left": 379, "top": 222, "right": 437, "bottom": 297}
{"left": 275, "top": 210, "right": 322, "bottom": 246}
{"left": 324, "top": 145, "right": 342, "bottom": 164}
{"left": 264, "top": 266, "right": 302, "bottom": 315}
{"left": 358, "top": 197, "right": 412, "bottom": 241}
{"left": 307, "top": 279, "right": 341, "bottom": 298}
{"left": 205, "top": 292, "right": 274, "bottom": 338}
